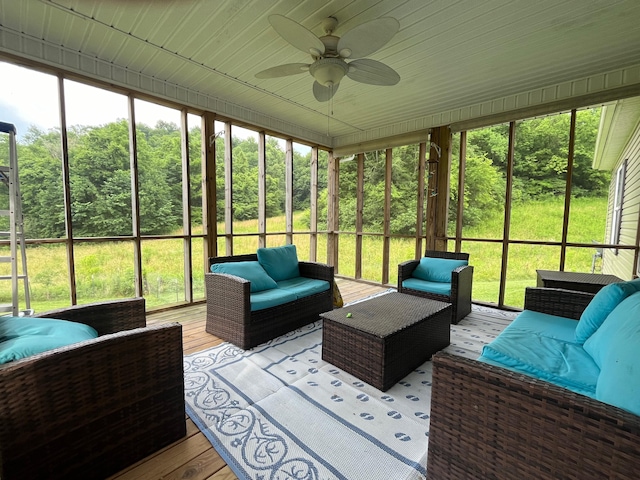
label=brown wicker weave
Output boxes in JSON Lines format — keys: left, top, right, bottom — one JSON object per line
{"left": 321, "top": 292, "right": 451, "bottom": 391}
{"left": 397, "top": 250, "right": 473, "bottom": 324}
{"left": 206, "top": 254, "right": 334, "bottom": 349}
{"left": 0, "top": 298, "right": 186, "bottom": 480}
{"left": 427, "top": 287, "right": 640, "bottom": 479}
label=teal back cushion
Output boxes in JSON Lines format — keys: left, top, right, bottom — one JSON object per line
{"left": 412, "top": 257, "right": 467, "bottom": 283}
{"left": 210, "top": 260, "right": 277, "bottom": 292}
{"left": 257, "top": 245, "right": 300, "bottom": 282}
{"left": 575, "top": 281, "right": 637, "bottom": 344}
{"left": 0, "top": 316, "right": 98, "bottom": 364}
{"left": 582, "top": 292, "right": 640, "bottom": 415}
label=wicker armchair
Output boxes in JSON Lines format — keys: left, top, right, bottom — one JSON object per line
{"left": 206, "top": 254, "right": 334, "bottom": 349}
{"left": 397, "top": 250, "right": 473, "bottom": 324}
{"left": 0, "top": 298, "right": 186, "bottom": 480}
{"left": 427, "top": 287, "right": 640, "bottom": 479}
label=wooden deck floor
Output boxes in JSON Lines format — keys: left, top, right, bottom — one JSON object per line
{"left": 108, "top": 278, "right": 389, "bottom": 480}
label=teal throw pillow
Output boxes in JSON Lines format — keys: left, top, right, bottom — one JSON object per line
{"left": 0, "top": 316, "right": 98, "bottom": 364}
{"left": 586, "top": 293, "right": 640, "bottom": 415}
{"left": 575, "top": 281, "right": 637, "bottom": 344}
{"left": 257, "top": 245, "right": 300, "bottom": 282}
{"left": 412, "top": 257, "right": 467, "bottom": 283}
{"left": 626, "top": 277, "right": 640, "bottom": 292}
{"left": 210, "top": 261, "right": 277, "bottom": 292}
{"left": 583, "top": 291, "right": 640, "bottom": 367}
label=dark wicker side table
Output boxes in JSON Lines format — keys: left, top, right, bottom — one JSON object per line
{"left": 320, "top": 292, "right": 451, "bottom": 391}
{"left": 536, "top": 269, "right": 622, "bottom": 294}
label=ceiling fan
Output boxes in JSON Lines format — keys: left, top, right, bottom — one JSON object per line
{"left": 256, "top": 15, "right": 401, "bottom": 102}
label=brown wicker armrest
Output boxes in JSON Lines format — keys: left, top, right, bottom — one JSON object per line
{"left": 397, "top": 260, "right": 419, "bottom": 286}
{"left": 298, "top": 261, "right": 334, "bottom": 282}
{"left": 34, "top": 297, "right": 146, "bottom": 335}
{"left": 523, "top": 287, "right": 594, "bottom": 320}
{"left": 205, "top": 271, "right": 251, "bottom": 323}
{"left": 427, "top": 352, "right": 640, "bottom": 479}
{"left": 0, "top": 322, "right": 186, "bottom": 480}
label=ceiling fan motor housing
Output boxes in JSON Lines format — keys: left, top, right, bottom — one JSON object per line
{"left": 309, "top": 57, "right": 349, "bottom": 87}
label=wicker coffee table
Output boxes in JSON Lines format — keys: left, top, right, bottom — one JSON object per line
{"left": 320, "top": 292, "right": 451, "bottom": 391}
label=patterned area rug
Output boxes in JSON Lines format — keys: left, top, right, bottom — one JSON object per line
{"left": 184, "top": 295, "right": 517, "bottom": 480}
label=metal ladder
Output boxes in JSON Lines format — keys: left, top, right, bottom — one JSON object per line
{"left": 0, "top": 121, "right": 31, "bottom": 316}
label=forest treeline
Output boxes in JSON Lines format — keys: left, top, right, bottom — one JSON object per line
{"left": 0, "top": 109, "right": 608, "bottom": 239}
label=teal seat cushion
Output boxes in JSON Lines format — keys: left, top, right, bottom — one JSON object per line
{"left": 210, "top": 261, "right": 277, "bottom": 293}
{"left": 583, "top": 292, "right": 640, "bottom": 415}
{"left": 504, "top": 309, "right": 579, "bottom": 343}
{"left": 575, "top": 281, "right": 637, "bottom": 344}
{"left": 412, "top": 257, "right": 467, "bottom": 283}
{"left": 257, "top": 245, "right": 300, "bottom": 282}
{"left": 479, "top": 315, "right": 600, "bottom": 396}
{"left": 276, "top": 277, "right": 330, "bottom": 299}
{"left": 0, "top": 316, "right": 98, "bottom": 364}
{"left": 402, "top": 277, "right": 451, "bottom": 296}
{"left": 250, "top": 288, "right": 298, "bottom": 312}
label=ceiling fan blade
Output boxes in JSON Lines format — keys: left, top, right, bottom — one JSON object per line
{"left": 313, "top": 81, "right": 339, "bottom": 102}
{"left": 337, "top": 17, "right": 400, "bottom": 58}
{"left": 268, "top": 15, "right": 325, "bottom": 56}
{"left": 255, "top": 63, "right": 310, "bottom": 79}
{"left": 347, "top": 59, "right": 400, "bottom": 86}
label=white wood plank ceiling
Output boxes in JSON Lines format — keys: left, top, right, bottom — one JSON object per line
{"left": 1, "top": 0, "right": 640, "bottom": 152}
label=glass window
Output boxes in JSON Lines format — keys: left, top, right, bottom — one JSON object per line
{"left": 231, "top": 126, "right": 259, "bottom": 234}
{"left": 265, "top": 135, "right": 286, "bottom": 239}
{"left": 188, "top": 113, "right": 203, "bottom": 235}
{"left": 65, "top": 80, "right": 132, "bottom": 237}
{"left": 75, "top": 241, "right": 135, "bottom": 305}
{"left": 461, "top": 124, "right": 508, "bottom": 240}
{"left": 134, "top": 99, "right": 182, "bottom": 236}
{"left": 610, "top": 160, "right": 626, "bottom": 246}
{"left": 0, "top": 62, "right": 64, "bottom": 241}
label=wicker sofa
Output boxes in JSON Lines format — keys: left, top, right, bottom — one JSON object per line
{"left": 0, "top": 298, "right": 186, "bottom": 480}
{"left": 206, "top": 252, "right": 334, "bottom": 349}
{"left": 427, "top": 287, "right": 640, "bottom": 479}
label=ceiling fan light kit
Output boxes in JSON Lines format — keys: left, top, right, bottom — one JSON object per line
{"left": 256, "top": 14, "right": 401, "bottom": 102}
{"left": 309, "top": 58, "right": 348, "bottom": 87}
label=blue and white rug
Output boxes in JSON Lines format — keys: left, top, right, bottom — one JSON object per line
{"left": 184, "top": 297, "right": 517, "bottom": 480}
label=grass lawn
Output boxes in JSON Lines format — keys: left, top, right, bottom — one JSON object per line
{"left": 0, "top": 196, "right": 609, "bottom": 312}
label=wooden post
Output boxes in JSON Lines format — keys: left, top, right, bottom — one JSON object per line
{"left": 498, "top": 121, "right": 516, "bottom": 307}
{"left": 310, "top": 147, "right": 318, "bottom": 261}
{"left": 181, "top": 109, "right": 193, "bottom": 303}
{"left": 201, "top": 112, "right": 217, "bottom": 267}
{"left": 58, "top": 76, "right": 77, "bottom": 304}
{"left": 258, "top": 132, "right": 267, "bottom": 248}
{"left": 415, "top": 142, "right": 427, "bottom": 259}
{"left": 382, "top": 148, "right": 392, "bottom": 284}
{"left": 224, "top": 121, "right": 233, "bottom": 256}
{"left": 426, "top": 126, "right": 452, "bottom": 252}
{"left": 559, "top": 110, "right": 577, "bottom": 271}
{"left": 355, "top": 153, "right": 364, "bottom": 279}
{"left": 455, "top": 131, "right": 467, "bottom": 253}
{"left": 327, "top": 152, "right": 339, "bottom": 268}
{"left": 285, "top": 139, "right": 293, "bottom": 244}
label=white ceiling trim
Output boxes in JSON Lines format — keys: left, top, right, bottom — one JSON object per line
{"left": 3, "top": 23, "right": 640, "bottom": 154}
{"left": 333, "top": 64, "right": 640, "bottom": 151}
{"left": 0, "top": 26, "right": 333, "bottom": 147}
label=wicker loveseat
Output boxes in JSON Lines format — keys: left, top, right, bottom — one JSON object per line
{"left": 427, "top": 287, "right": 640, "bottom": 479}
{"left": 206, "top": 249, "right": 334, "bottom": 349}
{"left": 0, "top": 298, "right": 186, "bottom": 480}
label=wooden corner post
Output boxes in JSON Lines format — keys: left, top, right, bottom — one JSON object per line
{"left": 426, "top": 125, "right": 452, "bottom": 252}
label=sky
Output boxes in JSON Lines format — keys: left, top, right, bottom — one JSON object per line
{"left": 0, "top": 60, "right": 310, "bottom": 154}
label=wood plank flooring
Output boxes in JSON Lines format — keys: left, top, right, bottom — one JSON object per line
{"left": 108, "top": 278, "right": 389, "bottom": 480}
